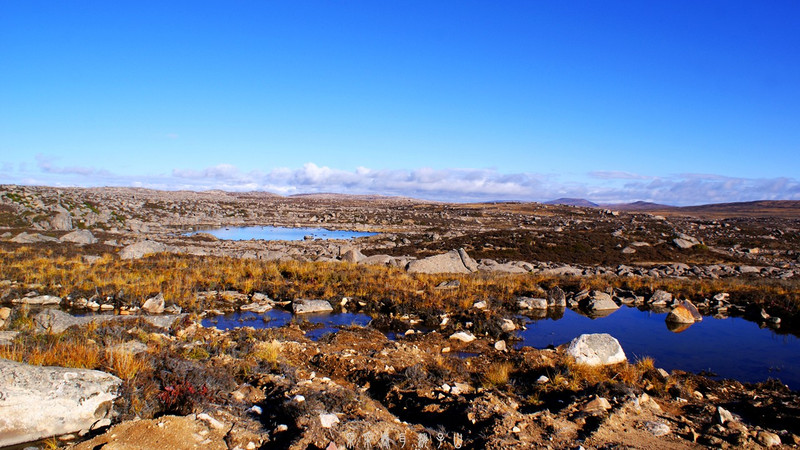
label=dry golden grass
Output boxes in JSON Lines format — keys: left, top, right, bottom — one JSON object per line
{"left": 483, "top": 361, "right": 514, "bottom": 387}
{"left": 105, "top": 348, "right": 150, "bottom": 381}
{"left": 250, "top": 340, "right": 281, "bottom": 364}
{"left": 0, "top": 245, "right": 798, "bottom": 315}
{"left": 0, "top": 337, "right": 101, "bottom": 369}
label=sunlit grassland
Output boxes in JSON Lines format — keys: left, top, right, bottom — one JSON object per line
{"left": 0, "top": 246, "right": 797, "bottom": 315}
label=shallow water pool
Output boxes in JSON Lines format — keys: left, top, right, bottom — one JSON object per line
{"left": 517, "top": 307, "right": 800, "bottom": 389}
{"left": 186, "top": 226, "right": 376, "bottom": 241}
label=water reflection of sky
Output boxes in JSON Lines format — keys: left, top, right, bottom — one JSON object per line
{"left": 186, "top": 226, "right": 375, "bottom": 241}
{"left": 517, "top": 307, "right": 800, "bottom": 389}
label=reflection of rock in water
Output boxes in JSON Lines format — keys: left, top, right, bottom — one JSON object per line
{"left": 666, "top": 321, "right": 693, "bottom": 333}
{"left": 548, "top": 307, "right": 565, "bottom": 320}
{"left": 523, "top": 309, "right": 547, "bottom": 320}
{"left": 575, "top": 307, "right": 618, "bottom": 319}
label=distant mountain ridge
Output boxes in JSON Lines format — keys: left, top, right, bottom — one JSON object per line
{"left": 544, "top": 198, "right": 599, "bottom": 207}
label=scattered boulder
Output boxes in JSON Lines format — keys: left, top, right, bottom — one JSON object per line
{"left": 60, "top": 229, "right": 98, "bottom": 245}
{"left": 10, "top": 232, "right": 59, "bottom": 244}
{"left": 340, "top": 248, "right": 366, "bottom": 263}
{"left": 142, "top": 293, "right": 166, "bottom": 314}
{"left": 644, "top": 421, "right": 671, "bottom": 437}
{"left": 648, "top": 290, "right": 673, "bottom": 306}
{"left": 407, "top": 249, "right": 474, "bottom": 274}
{"left": 566, "top": 333, "right": 627, "bottom": 366}
{"left": 12, "top": 294, "right": 61, "bottom": 305}
{"left": 0, "top": 359, "right": 121, "bottom": 447}
{"left": 119, "top": 240, "right": 167, "bottom": 260}
{"left": 34, "top": 309, "right": 183, "bottom": 334}
{"left": 292, "top": 299, "right": 333, "bottom": 314}
{"left": 666, "top": 300, "right": 702, "bottom": 324}
{"left": 673, "top": 233, "right": 700, "bottom": 249}
{"left": 49, "top": 212, "right": 73, "bottom": 231}
{"left": 241, "top": 302, "right": 272, "bottom": 313}
{"left": 518, "top": 297, "right": 548, "bottom": 310}
{"left": 547, "top": 287, "right": 567, "bottom": 307}
{"left": 757, "top": 431, "right": 782, "bottom": 447}
{"left": 449, "top": 331, "right": 476, "bottom": 343}
{"left": 583, "top": 291, "right": 619, "bottom": 312}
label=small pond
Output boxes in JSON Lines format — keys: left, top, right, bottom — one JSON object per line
{"left": 201, "top": 304, "right": 799, "bottom": 390}
{"left": 517, "top": 307, "right": 800, "bottom": 390}
{"left": 203, "top": 310, "right": 373, "bottom": 341}
{"left": 186, "top": 226, "right": 376, "bottom": 241}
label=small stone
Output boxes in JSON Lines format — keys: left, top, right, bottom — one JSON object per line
{"left": 583, "top": 397, "right": 612, "bottom": 414}
{"left": 473, "top": 301, "right": 487, "bottom": 309}
{"left": 0, "top": 307, "right": 11, "bottom": 320}
{"left": 500, "top": 319, "right": 516, "bottom": 332}
{"left": 142, "top": 293, "right": 165, "bottom": 314}
{"left": 757, "top": 431, "right": 781, "bottom": 447}
{"left": 292, "top": 395, "right": 305, "bottom": 403}
{"left": 536, "top": 375, "right": 549, "bottom": 384}
{"left": 319, "top": 413, "right": 340, "bottom": 428}
{"left": 644, "top": 421, "right": 670, "bottom": 436}
{"left": 715, "top": 406, "right": 735, "bottom": 425}
{"left": 275, "top": 424, "right": 288, "bottom": 432}
{"left": 449, "top": 331, "right": 476, "bottom": 343}
{"left": 494, "top": 340, "right": 507, "bottom": 351}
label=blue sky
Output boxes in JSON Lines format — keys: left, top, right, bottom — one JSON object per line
{"left": 1, "top": 1, "right": 799, "bottom": 205}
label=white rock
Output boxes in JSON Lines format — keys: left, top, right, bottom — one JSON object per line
{"left": 494, "top": 340, "right": 507, "bottom": 351}
{"left": 119, "top": 240, "right": 167, "bottom": 260}
{"left": 142, "top": 293, "right": 165, "bottom": 315}
{"left": 644, "top": 421, "right": 670, "bottom": 436}
{"left": 0, "top": 359, "right": 121, "bottom": 447}
{"left": 500, "top": 319, "right": 516, "bottom": 332}
{"left": 449, "top": 331, "right": 476, "bottom": 343}
{"left": 292, "top": 299, "right": 333, "bottom": 314}
{"left": 319, "top": 413, "right": 340, "bottom": 428}
{"left": 566, "top": 333, "right": 626, "bottom": 366}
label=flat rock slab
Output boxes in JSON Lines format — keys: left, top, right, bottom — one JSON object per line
{"left": 292, "top": 299, "right": 333, "bottom": 314}
{"left": 119, "top": 240, "right": 167, "bottom": 260}
{"left": 566, "top": 333, "right": 627, "bottom": 366}
{"left": 0, "top": 359, "right": 121, "bottom": 447}
{"left": 34, "top": 309, "right": 185, "bottom": 334}
{"left": 12, "top": 295, "right": 62, "bottom": 305}
{"left": 406, "top": 249, "right": 474, "bottom": 274}
{"left": 72, "top": 415, "right": 228, "bottom": 450}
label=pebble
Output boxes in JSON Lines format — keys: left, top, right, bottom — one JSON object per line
{"left": 644, "top": 421, "right": 670, "bottom": 436}
{"left": 757, "top": 431, "right": 781, "bottom": 447}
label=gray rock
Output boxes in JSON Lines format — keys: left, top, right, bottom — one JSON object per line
{"left": 240, "top": 302, "right": 272, "bottom": 313}
{"left": 34, "top": 309, "right": 183, "bottom": 334}
{"left": 407, "top": 249, "right": 473, "bottom": 274}
{"left": 715, "top": 406, "right": 735, "bottom": 425}
{"left": 518, "top": 297, "right": 548, "bottom": 310}
{"left": 60, "top": 229, "right": 98, "bottom": 245}
{"left": 360, "top": 254, "right": 393, "bottom": 266}
{"left": 49, "top": 212, "right": 73, "bottom": 231}
{"left": 648, "top": 290, "right": 673, "bottom": 306}
{"left": 457, "top": 248, "right": 479, "bottom": 272}
{"left": 449, "top": 331, "right": 476, "bottom": 343}
{"left": 547, "top": 287, "right": 567, "bottom": 307}
{"left": 566, "top": 333, "right": 627, "bottom": 366}
{"left": 0, "top": 331, "right": 19, "bottom": 345}
{"left": 0, "top": 359, "right": 121, "bottom": 447}
{"left": 292, "top": 299, "right": 333, "bottom": 314}
{"left": 673, "top": 238, "right": 696, "bottom": 249}
{"left": 10, "top": 232, "right": 59, "bottom": 244}
{"left": 142, "top": 293, "right": 165, "bottom": 314}
{"left": 12, "top": 295, "right": 61, "bottom": 305}
{"left": 340, "top": 248, "right": 365, "bottom": 263}
{"left": 584, "top": 291, "right": 619, "bottom": 311}
{"left": 644, "top": 421, "right": 670, "bottom": 436}
{"left": 540, "top": 265, "right": 583, "bottom": 277}
{"left": 119, "top": 240, "right": 167, "bottom": 260}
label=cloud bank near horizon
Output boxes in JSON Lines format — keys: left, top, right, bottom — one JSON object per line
{"left": 3, "top": 156, "right": 799, "bottom": 206}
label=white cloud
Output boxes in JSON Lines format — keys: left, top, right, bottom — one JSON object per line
{"left": 9, "top": 156, "right": 800, "bottom": 206}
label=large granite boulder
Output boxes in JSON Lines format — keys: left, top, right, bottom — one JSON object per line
{"left": 566, "top": 333, "right": 627, "bottom": 366}
{"left": 141, "top": 293, "right": 166, "bottom": 314}
{"left": 60, "top": 229, "right": 98, "bottom": 245}
{"left": 12, "top": 295, "right": 61, "bottom": 306}
{"left": 407, "top": 249, "right": 475, "bottom": 274}
{"left": 0, "top": 358, "right": 121, "bottom": 447}
{"left": 34, "top": 309, "right": 183, "bottom": 334}
{"left": 119, "top": 240, "right": 167, "bottom": 260}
